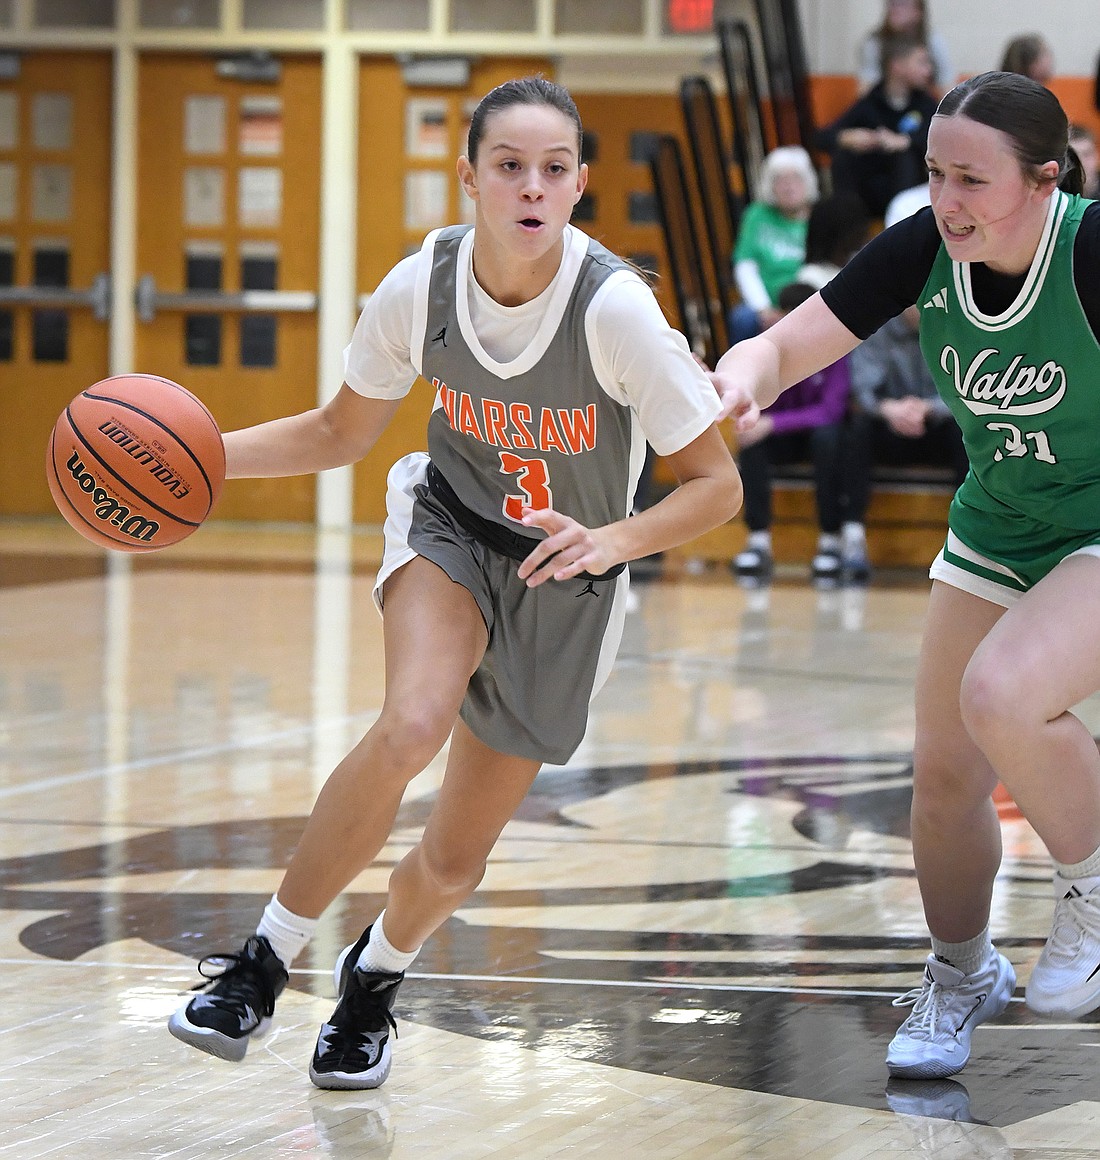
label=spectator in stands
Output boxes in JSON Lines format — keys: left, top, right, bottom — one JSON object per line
{"left": 732, "top": 282, "right": 858, "bottom": 586}
{"left": 1069, "top": 123, "right": 1100, "bottom": 199}
{"left": 999, "top": 33, "right": 1055, "bottom": 87}
{"left": 847, "top": 304, "right": 969, "bottom": 514}
{"left": 796, "top": 192, "right": 872, "bottom": 292}
{"left": 838, "top": 178, "right": 961, "bottom": 583}
{"left": 884, "top": 181, "right": 931, "bottom": 228}
{"left": 819, "top": 34, "right": 939, "bottom": 219}
{"left": 857, "top": 0, "right": 954, "bottom": 95}
{"left": 794, "top": 193, "right": 874, "bottom": 579}
{"left": 728, "top": 146, "right": 818, "bottom": 346}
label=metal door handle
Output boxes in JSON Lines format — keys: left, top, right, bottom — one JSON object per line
{"left": 136, "top": 275, "right": 317, "bottom": 322}
{"left": 0, "top": 272, "right": 111, "bottom": 321}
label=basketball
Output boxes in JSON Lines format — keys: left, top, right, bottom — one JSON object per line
{"left": 46, "top": 373, "right": 226, "bottom": 553}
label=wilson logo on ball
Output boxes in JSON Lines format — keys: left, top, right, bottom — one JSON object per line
{"left": 62, "top": 450, "right": 161, "bottom": 543}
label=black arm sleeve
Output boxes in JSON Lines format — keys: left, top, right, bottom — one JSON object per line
{"left": 819, "top": 207, "right": 942, "bottom": 339}
{"left": 1074, "top": 201, "right": 1100, "bottom": 337}
{"left": 821, "top": 200, "right": 1100, "bottom": 341}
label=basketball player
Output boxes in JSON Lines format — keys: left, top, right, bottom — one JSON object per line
{"left": 167, "top": 77, "right": 742, "bottom": 1088}
{"left": 712, "top": 71, "right": 1100, "bottom": 1079}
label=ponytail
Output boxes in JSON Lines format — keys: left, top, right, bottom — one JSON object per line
{"left": 1059, "top": 144, "right": 1086, "bottom": 195}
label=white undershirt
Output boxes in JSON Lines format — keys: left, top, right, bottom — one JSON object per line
{"left": 343, "top": 225, "right": 720, "bottom": 458}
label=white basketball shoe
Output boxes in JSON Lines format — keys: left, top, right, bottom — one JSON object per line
{"left": 1026, "top": 872, "right": 1100, "bottom": 1019}
{"left": 886, "top": 950, "right": 1016, "bottom": 1078}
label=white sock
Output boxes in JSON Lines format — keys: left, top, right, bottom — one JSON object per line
{"left": 816, "top": 533, "right": 840, "bottom": 552}
{"left": 746, "top": 530, "right": 771, "bottom": 551}
{"left": 841, "top": 521, "right": 866, "bottom": 548}
{"left": 1056, "top": 842, "right": 1100, "bottom": 882}
{"left": 357, "top": 910, "right": 421, "bottom": 974}
{"left": 256, "top": 895, "right": 318, "bottom": 971}
{"left": 930, "top": 928, "right": 993, "bottom": 977}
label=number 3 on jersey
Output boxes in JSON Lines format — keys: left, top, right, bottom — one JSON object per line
{"left": 499, "top": 452, "right": 552, "bottom": 521}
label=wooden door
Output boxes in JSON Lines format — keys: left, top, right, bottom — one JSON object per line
{"left": 134, "top": 53, "right": 322, "bottom": 523}
{"left": 352, "top": 56, "right": 552, "bottom": 524}
{"left": 0, "top": 52, "right": 112, "bottom": 516}
{"left": 570, "top": 91, "right": 686, "bottom": 325}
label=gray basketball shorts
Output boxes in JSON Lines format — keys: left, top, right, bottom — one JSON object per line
{"left": 374, "top": 453, "right": 629, "bottom": 764}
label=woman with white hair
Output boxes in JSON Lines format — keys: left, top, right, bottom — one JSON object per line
{"left": 728, "top": 145, "right": 819, "bottom": 345}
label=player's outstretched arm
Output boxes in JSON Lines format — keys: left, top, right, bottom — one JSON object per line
{"left": 711, "top": 293, "right": 861, "bottom": 424}
{"left": 224, "top": 385, "right": 402, "bottom": 479}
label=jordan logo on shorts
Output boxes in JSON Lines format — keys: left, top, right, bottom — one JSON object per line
{"left": 433, "top": 325, "right": 448, "bottom": 347}
{"left": 576, "top": 580, "right": 599, "bottom": 598}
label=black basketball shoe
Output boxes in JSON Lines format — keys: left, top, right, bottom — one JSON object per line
{"left": 167, "top": 934, "right": 289, "bottom": 1062}
{"left": 309, "top": 926, "right": 403, "bottom": 1090}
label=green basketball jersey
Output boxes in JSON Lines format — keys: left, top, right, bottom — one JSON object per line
{"left": 918, "top": 191, "right": 1100, "bottom": 555}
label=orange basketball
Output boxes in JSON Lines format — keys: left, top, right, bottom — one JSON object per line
{"left": 46, "top": 374, "right": 226, "bottom": 553}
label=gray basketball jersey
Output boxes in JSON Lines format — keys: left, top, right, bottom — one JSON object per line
{"left": 416, "top": 225, "right": 637, "bottom": 539}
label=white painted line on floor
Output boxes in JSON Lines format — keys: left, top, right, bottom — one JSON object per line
{"left": 0, "top": 715, "right": 375, "bottom": 801}
{"left": 0, "top": 956, "right": 1044, "bottom": 1005}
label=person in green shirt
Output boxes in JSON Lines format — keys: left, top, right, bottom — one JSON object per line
{"left": 713, "top": 71, "right": 1100, "bottom": 1082}
{"left": 728, "top": 145, "right": 818, "bottom": 345}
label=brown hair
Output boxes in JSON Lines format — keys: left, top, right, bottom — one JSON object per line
{"left": 998, "top": 34, "right": 1050, "bottom": 80}
{"left": 874, "top": 0, "right": 927, "bottom": 40}
{"left": 935, "top": 71, "right": 1082, "bottom": 194}
{"left": 466, "top": 76, "right": 582, "bottom": 167}
{"left": 879, "top": 31, "right": 930, "bottom": 78}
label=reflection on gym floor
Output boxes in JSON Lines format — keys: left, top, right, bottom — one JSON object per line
{"left": 1, "top": 522, "right": 1097, "bottom": 1159}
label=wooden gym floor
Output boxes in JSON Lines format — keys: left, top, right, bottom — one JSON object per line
{"left": 2, "top": 519, "right": 1099, "bottom": 1159}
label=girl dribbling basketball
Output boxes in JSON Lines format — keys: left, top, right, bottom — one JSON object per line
{"left": 167, "top": 76, "right": 743, "bottom": 1088}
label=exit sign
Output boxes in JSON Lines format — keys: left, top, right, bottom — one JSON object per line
{"left": 667, "top": 0, "right": 714, "bottom": 33}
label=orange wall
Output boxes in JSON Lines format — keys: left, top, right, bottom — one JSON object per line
{"left": 808, "top": 74, "right": 1100, "bottom": 138}
{"left": 1048, "top": 77, "right": 1100, "bottom": 136}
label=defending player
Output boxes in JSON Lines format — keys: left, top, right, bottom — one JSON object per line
{"left": 713, "top": 71, "right": 1100, "bottom": 1079}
